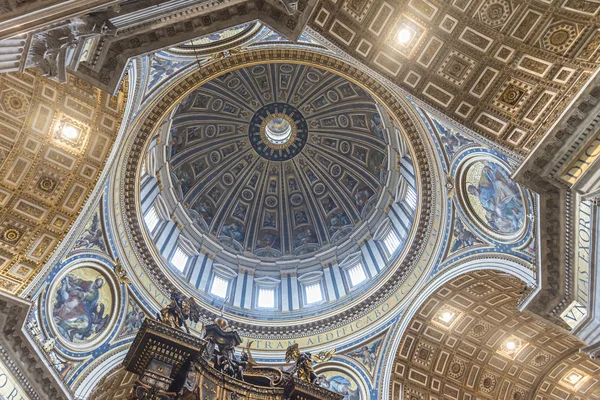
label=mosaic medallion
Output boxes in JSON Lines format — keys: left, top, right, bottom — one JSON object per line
{"left": 462, "top": 159, "right": 525, "bottom": 237}
{"left": 48, "top": 264, "right": 117, "bottom": 350}
{"left": 249, "top": 103, "right": 308, "bottom": 161}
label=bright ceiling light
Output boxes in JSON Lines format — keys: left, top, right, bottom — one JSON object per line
{"left": 498, "top": 337, "right": 526, "bottom": 359}
{"left": 567, "top": 372, "right": 582, "bottom": 384}
{"left": 439, "top": 311, "right": 454, "bottom": 323}
{"left": 396, "top": 28, "right": 412, "bottom": 44}
{"left": 62, "top": 125, "right": 79, "bottom": 140}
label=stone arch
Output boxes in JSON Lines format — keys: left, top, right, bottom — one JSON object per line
{"left": 386, "top": 270, "right": 600, "bottom": 399}
{"left": 74, "top": 349, "right": 128, "bottom": 399}
{"left": 381, "top": 255, "right": 535, "bottom": 398}
{"left": 88, "top": 365, "right": 136, "bottom": 400}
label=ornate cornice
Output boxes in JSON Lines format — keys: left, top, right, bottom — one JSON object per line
{"left": 117, "top": 48, "right": 440, "bottom": 337}
{"left": 514, "top": 63, "right": 600, "bottom": 329}
{"left": 0, "top": 292, "right": 69, "bottom": 399}
{"left": 73, "top": 0, "right": 317, "bottom": 93}
{"left": 515, "top": 69, "right": 600, "bottom": 193}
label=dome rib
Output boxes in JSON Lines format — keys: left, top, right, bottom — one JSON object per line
{"left": 302, "top": 149, "right": 361, "bottom": 226}
{"left": 289, "top": 160, "right": 327, "bottom": 249}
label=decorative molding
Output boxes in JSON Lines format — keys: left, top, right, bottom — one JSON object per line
{"left": 0, "top": 291, "right": 69, "bottom": 399}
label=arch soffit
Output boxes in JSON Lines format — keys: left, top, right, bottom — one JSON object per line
{"left": 383, "top": 267, "right": 600, "bottom": 400}
{"left": 380, "top": 255, "right": 536, "bottom": 399}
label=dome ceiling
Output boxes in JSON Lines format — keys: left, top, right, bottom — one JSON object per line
{"left": 169, "top": 63, "right": 389, "bottom": 259}
{"left": 130, "top": 50, "right": 435, "bottom": 331}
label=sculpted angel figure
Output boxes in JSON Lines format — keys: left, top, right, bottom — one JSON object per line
{"left": 285, "top": 344, "right": 334, "bottom": 383}
{"left": 157, "top": 292, "right": 201, "bottom": 333}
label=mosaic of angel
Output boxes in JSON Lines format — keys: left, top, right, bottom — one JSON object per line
{"left": 125, "top": 303, "right": 145, "bottom": 333}
{"left": 74, "top": 213, "right": 105, "bottom": 252}
{"left": 346, "top": 338, "right": 382, "bottom": 371}
{"left": 52, "top": 272, "right": 109, "bottom": 342}
{"left": 466, "top": 161, "right": 524, "bottom": 234}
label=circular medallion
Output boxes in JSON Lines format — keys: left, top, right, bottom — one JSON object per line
{"left": 339, "top": 116, "right": 349, "bottom": 128}
{"left": 480, "top": 0, "right": 510, "bottom": 27}
{"left": 206, "top": 125, "right": 216, "bottom": 137}
{"left": 212, "top": 99, "right": 223, "bottom": 111}
{"left": 313, "top": 182, "right": 326, "bottom": 195}
{"left": 330, "top": 164, "right": 342, "bottom": 178}
{"left": 9, "top": 97, "right": 22, "bottom": 110}
{"left": 39, "top": 177, "right": 56, "bottom": 192}
{"left": 459, "top": 157, "right": 526, "bottom": 240}
{"left": 290, "top": 193, "right": 303, "bottom": 206}
{"left": 249, "top": 103, "right": 308, "bottom": 161}
{"left": 550, "top": 30, "right": 569, "bottom": 46}
{"left": 265, "top": 196, "right": 278, "bottom": 208}
{"left": 222, "top": 173, "right": 234, "bottom": 186}
{"left": 543, "top": 24, "right": 576, "bottom": 52}
{"left": 47, "top": 263, "right": 118, "bottom": 351}
{"left": 241, "top": 189, "right": 254, "bottom": 201}
{"left": 210, "top": 151, "right": 221, "bottom": 163}
{"left": 327, "top": 90, "right": 339, "bottom": 102}
{"left": 307, "top": 72, "right": 320, "bottom": 82}
{"left": 340, "top": 141, "right": 351, "bottom": 153}
{"left": 3, "top": 228, "right": 21, "bottom": 244}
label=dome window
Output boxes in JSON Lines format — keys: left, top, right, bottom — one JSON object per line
{"left": 210, "top": 275, "right": 230, "bottom": 299}
{"left": 170, "top": 246, "right": 189, "bottom": 273}
{"left": 405, "top": 185, "right": 417, "bottom": 210}
{"left": 257, "top": 287, "right": 275, "bottom": 308}
{"left": 144, "top": 205, "right": 160, "bottom": 232}
{"left": 347, "top": 262, "right": 367, "bottom": 287}
{"left": 383, "top": 229, "right": 401, "bottom": 256}
{"left": 304, "top": 282, "right": 323, "bottom": 305}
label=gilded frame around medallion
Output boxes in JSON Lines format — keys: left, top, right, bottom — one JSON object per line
{"left": 455, "top": 153, "right": 529, "bottom": 243}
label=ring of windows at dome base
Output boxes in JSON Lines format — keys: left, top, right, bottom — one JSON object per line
{"left": 136, "top": 61, "right": 423, "bottom": 318}
{"left": 123, "top": 50, "right": 438, "bottom": 330}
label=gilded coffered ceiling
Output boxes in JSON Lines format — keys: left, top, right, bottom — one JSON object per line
{"left": 390, "top": 270, "right": 600, "bottom": 400}
{"left": 0, "top": 71, "right": 125, "bottom": 295}
{"left": 308, "top": 0, "right": 600, "bottom": 154}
